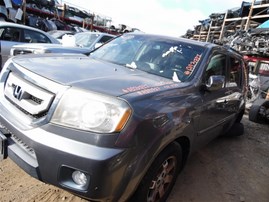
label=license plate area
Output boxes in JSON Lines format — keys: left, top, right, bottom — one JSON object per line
{"left": 0, "top": 131, "right": 8, "bottom": 160}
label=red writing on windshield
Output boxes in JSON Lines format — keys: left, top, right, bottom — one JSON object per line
{"left": 184, "top": 54, "right": 201, "bottom": 76}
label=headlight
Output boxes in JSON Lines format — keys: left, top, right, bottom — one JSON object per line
{"left": 51, "top": 88, "right": 132, "bottom": 133}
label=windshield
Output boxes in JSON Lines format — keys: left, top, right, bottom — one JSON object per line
{"left": 75, "top": 32, "right": 99, "bottom": 48}
{"left": 90, "top": 34, "right": 205, "bottom": 82}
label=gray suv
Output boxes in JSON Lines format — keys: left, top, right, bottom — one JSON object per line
{"left": 0, "top": 33, "right": 247, "bottom": 202}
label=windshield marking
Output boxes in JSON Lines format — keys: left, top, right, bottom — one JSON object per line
{"left": 122, "top": 81, "right": 181, "bottom": 95}
{"left": 184, "top": 54, "right": 202, "bottom": 76}
{"left": 162, "top": 46, "right": 183, "bottom": 57}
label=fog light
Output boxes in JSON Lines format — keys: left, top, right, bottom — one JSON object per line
{"left": 72, "top": 170, "right": 88, "bottom": 186}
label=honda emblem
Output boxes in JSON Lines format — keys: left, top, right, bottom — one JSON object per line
{"left": 13, "top": 85, "right": 24, "bottom": 101}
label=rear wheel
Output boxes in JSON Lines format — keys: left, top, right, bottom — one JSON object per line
{"left": 130, "top": 142, "right": 182, "bottom": 202}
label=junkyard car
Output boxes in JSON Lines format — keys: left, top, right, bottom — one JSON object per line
{"left": 246, "top": 56, "right": 269, "bottom": 123}
{"left": 10, "top": 32, "right": 115, "bottom": 56}
{"left": 0, "top": 33, "right": 247, "bottom": 202}
{"left": 0, "top": 21, "right": 60, "bottom": 68}
{"left": 47, "top": 30, "right": 75, "bottom": 43}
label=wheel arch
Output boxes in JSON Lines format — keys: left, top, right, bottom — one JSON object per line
{"left": 125, "top": 136, "right": 191, "bottom": 201}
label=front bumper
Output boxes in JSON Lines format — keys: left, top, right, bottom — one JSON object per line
{"left": 0, "top": 116, "right": 132, "bottom": 202}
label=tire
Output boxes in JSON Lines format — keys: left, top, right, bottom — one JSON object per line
{"left": 249, "top": 99, "right": 267, "bottom": 123}
{"left": 130, "top": 142, "right": 182, "bottom": 202}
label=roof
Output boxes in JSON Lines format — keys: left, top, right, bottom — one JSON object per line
{"left": 0, "top": 21, "right": 60, "bottom": 44}
{"left": 0, "top": 21, "right": 45, "bottom": 32}
{"left": 124, "top": 32, "right": 218, "bottom": 49}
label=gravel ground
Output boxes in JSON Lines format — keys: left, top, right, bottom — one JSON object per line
{"left": 0, "top": 114, "right": 269, "bottom": 202}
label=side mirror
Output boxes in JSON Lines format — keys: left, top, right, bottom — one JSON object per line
{"left": 206, "top": 75, "right": 225, "bottom": 91}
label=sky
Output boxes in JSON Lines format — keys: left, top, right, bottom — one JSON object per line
{"left": 62, "top": 0, "right": 245, "bottom": 37}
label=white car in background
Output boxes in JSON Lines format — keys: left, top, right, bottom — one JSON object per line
{"left": 47, "top": 30, "right": 75, "bottom": 43}
{"left": 10, "top": 32, "right": 116, "bottom": 56}
{"left": 0, "top": 21, "right": 60, "bottom": 69}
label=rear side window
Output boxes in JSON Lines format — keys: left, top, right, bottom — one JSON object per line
{"left": 23, "top": 29, "right": 51, "bottom": 43}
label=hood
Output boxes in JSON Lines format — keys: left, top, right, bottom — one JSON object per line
{"left": 13, "top": 43, "right": 65, "bottom": 49}
{"left": 11, "top": 43, "right": 90, "bottom": 54}
{"left": 12, "top": 54, "right": 180, "bottom": 97}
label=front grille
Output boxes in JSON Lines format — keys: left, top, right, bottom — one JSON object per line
{"left": 5, "top": 96, "right": 48, "bottom": 119}
{"left": 13, "top": 50, "right": 33, "bottom": 56}
{"left": 31, "top": 95, "right": 42, "bottom": 105}
{"left": 4, "top": 72, "right": 55, "bottom": 118}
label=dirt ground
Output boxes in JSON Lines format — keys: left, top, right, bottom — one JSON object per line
{"left": 0, "top": 114, "right": 269, "bottom": 202}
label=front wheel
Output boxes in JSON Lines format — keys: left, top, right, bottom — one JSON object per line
{"left": 130, "top": 142, "right": 182, "bottom": 202}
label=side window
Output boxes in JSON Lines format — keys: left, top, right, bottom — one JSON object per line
{"left": 205, "top": 53, "right": 226, "bottom": 82}
{"left": 228, "top": 57, "right": 242, "bottom": 87}
{"left": 0, "top": 27, "right": 21, "bottom": 42}
{"left": 23, "top": 30, "right": 51, "bottom": 43}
